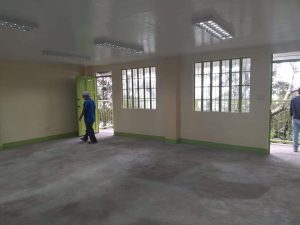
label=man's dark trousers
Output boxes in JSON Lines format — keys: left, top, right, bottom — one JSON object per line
{"left": 83, "top": 122, "right": 97, "bottom": 143}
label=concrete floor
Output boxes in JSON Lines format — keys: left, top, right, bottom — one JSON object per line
{"left": 1, "top": 135, "right": 300, "bottom": 225}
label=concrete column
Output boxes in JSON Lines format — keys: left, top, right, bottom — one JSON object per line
{"left": 161, "top": 57, "right": 181, "bottom": 143}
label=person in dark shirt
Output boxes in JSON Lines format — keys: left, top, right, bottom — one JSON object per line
{"left": 290, "top": 88, "right": 300, "bottom": 152}
{"left": 79, "top": 91, "right": 97, "bottom": 144}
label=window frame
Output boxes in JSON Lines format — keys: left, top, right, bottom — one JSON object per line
{"left": 122, "top": 66, "right": 157, "bottom": 110}
{"left": 194, "top": 57, "right": 251, "bottom": 113}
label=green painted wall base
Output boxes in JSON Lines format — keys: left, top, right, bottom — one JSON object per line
{"left": 114, "top": 132, "right": 165, "bottom": 142}
{"left": 114, "top": 131, "right": 268, "bottom": 154}
{"left": 2, "top": 132, "right": 77, "bottom": 150}
{"left": 180, "top": 138, "right": 269, "bottom": 155}
{"left": 165, "top": 138, "right": 180, "bottom": 144}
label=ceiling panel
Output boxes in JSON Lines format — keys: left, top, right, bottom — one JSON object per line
{"left": 0, "top": 0, "right": 299, "bottom": 65}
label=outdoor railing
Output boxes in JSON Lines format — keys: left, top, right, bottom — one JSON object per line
{"left": 271, "top": 100, "right": 292, "bottom": 141}
{"left": 98, "top": 100, "right": 113, "bottom": 128}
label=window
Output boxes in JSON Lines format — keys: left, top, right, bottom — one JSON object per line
{"left": 194, "top": 58, "right": 251, "bottom": 113}
{"left": 122, "top": 67, "right": 156, "bottom": 110}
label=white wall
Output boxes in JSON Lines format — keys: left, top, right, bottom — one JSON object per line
{"left": 0, "top": 61, "right": 80, "bottom": 146}
{"left": 180, "top": 47, "right": 272, "bottom": 150}
{"left": 88, "top": 47, "right": 274, "bottom": 152}
{"left": 86, "top": 57, "right": 181, "bottom": 139}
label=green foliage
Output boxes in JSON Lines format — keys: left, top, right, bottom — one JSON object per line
{"left": 272, "top": 81, "right": 289, "bottom": 99}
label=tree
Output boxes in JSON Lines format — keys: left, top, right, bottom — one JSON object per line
{"left": 271, "top": 62, "right": 299, "bottom": 117}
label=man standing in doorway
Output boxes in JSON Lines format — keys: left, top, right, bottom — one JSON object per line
{"left": 79, "top": 91, "right": 97, "bottom": 144}
{"left": 290, "top": 88, "right": 300, "bottom": 152}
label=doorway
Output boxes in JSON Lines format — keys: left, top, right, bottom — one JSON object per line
{"left": 96, "top": 72, "right": 114, "bottom": 135}
{"left": 270, "top": 52, "right": 300, "bottom": 153}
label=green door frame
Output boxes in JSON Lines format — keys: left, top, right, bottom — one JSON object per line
{"left": 76, "top": 76, "right": 99, "bottom": 136}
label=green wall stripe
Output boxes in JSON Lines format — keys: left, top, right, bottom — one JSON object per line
{"left": 114, "top": 131, "right": 268, "bottom": 154}
{"left": 165, "top": 138, "right": 180, "bottom": 144}
{"left": 2, "top": 132, "right": 77, "bottom": 150}
{"left": 114, "top": 132, "right": 165, "bottom": 141}
{"left": 180, "top": 138, "right": 268, "bottom": 155}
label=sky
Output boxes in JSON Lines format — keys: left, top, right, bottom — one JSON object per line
{"left": 272, "top": 61, "right": 300, "bottom": 100}
{"left": 273, "top": 61, "right": 300, "bottom": 88}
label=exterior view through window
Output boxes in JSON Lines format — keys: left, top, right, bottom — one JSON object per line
{"left": 122, "top": 67, "right": 156, "bottom": 110}
{"left": 194, "top": 58, "right": 251, "bottom": 113}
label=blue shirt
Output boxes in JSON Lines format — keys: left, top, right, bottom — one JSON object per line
{"left": 83, "top": 98, "right": 96, "bottom": 124}
{"left": 290, "top": 96, "right": 300, "bottom": 120}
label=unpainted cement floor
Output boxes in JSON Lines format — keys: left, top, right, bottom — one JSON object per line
{"left": 0, "top": 133, "right": 300, "bottom": 225}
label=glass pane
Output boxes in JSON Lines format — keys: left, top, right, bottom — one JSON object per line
{"left": 122, "top": 70, "right": 126, "bottom": 80}
{"left": 231, "top": 99, "right": 239, "bottom": 112}
{"left": 222, "top": 87, "right": 229, "bottom": 100}
{"left": 222, "top": 72, "right": 229, "bottom": 87}
{"left": 212, "top": 100, "right": 219, "bottom": 112}
{"left": 242, "top": 72, "right": 250, "bottom": 85}
{"left": 212, "top": 86, "right": 219, "bottom": 100}
{"left": 145, "top": 89, "right": 150, "bottom": 99}
{"left": 123, "top": 90, "right": 127, "bottom": 98}
{"left": 203, "top": 75, "right": 210, "bottom": 87}
{"left": 151, "top": 77, "right": 156, "bottom": 89}
{"left": 212, "top": 72, "right": 219, "bottom": 87}
{"left": 232, "top": 86, "right": 239, "bottom": 99}
{"left": 204, "top": 62, "right": 211, "bottom": 74}
{"left": 152, "top": 100, "right": 156, "bottom": 109}
{"left": 151, "top": 89, "right": 156, "bottom": 99}
{"left": 145, "top": 99, "right": 151, "bottom": 109}
{"left": 242, "top": 86, "right": 250, "bottom": 100}
{"left": 213, "top": 61, "right": 220, "bottom": 74}
{"left": 195, "top": 100, "right": 201, "bottom": 111}
{"left": 123, "top": 99, "right": 127, "bottom": 108}
{"left": 139, "top": 99, "right": 145, "bottom": 109}
{"left": 232, "top": 59, "right": 240, "bottom": 72}
{"left": 151, "top": 67, "right": 156, "bottom": 78}
{"left": 221, "top": 99, "right": 229, "bottom": 112}
{"left": 134, "top": 99, "right": 139, "bottom": 109}
{"left": 222, "top": 60, "right": 230, "bottom": 73}
{"left": 139, "top": 89, "right": 144, "bottom": 99}
{"left": 195, "top": 75, "right": 202, "bottom": 88}
{"left": 232, "top": 73, "right": 239, "bottom": 86}
{"left": 128, "top": 98, "right": 133, "bottom": 109}
{"left": 203, "top": 99, "right": 210, "bottom": 111}
{"left": 242, "top": 99, "right": 250, "bottom": 112}
{"left": 242, "top": 58, "right": 251, "bottom": 71}
{"left": 195, "top": 63, "right": 202, "bottom": 75}
{"left": 195, "top": 87, "right": 201, "bottom": 99}
{"left": 203, "top": 87, "right": 210, "bottom": 99}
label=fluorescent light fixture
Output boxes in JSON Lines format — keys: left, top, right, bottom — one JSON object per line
{"left": 193, "top": 18, "right": 233, "bottom": 40}
{"left": 42, "top": 50, "right": 91, "bottom": 60}
{"left": 95, "top": 39, "right": 143, "bottom": 54}
{"left": 0, "top": 15, "right": 38, "bottom": 32}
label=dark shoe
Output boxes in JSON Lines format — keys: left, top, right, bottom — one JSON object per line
{"left": 88, "top": 141, "right": 97, "bottom": 144}
{"left": 80, "top": 137, "right": 87, "bottom": 142}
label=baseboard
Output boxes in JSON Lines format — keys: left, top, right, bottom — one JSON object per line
{"left": 114, "top": 132, "right": 165, "bottom": 142}
{"left": 165, "top": 138, "right": 180, "bottom": 144}
{"left": 180, "top": 138, "right": 269, "bottom": 155}
{"left": 2, "top": 132, "right": 77, "bottom": 150}
{"left": 114, "top": 131, "right": 268, "bottom": 154}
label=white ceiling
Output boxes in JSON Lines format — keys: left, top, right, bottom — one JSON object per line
{"left": 0, "top": 0, "right": 300, "bottom": 65}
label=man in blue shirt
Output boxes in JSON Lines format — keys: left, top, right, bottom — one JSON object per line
{"left": 290, "top": 88, "right": 300, "bottom": 152}
{"left": 79, "top": 91, "right": 97, "bottom": 143}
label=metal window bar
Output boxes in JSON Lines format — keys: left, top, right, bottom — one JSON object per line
{"left": 194, "top": 57, "right": 251, "bottom": 113}
{"left": 219, "top": 60, "right": 222, "bottom": 112}
{"left": 210, "top": 61, "right": 213, "bottom": 111}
